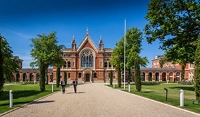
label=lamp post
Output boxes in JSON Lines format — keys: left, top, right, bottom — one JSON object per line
{"left": 124, "top": 18, "right": 126, "bottom": 89}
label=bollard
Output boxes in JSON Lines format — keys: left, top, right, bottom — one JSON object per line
{"left": 180, "top": 89, "right": 184, "bottom": 106}
{"left": 9, "top": 90, "right": 13, "bottom": 108}
{"left": 52, "top": 83, "right": 53, "bottom": 92}
{"left": 128, "top": 84, "right": 130, "bottom": 92}
{"left": 164, "top": 88, "right": 168, "bottom": 101}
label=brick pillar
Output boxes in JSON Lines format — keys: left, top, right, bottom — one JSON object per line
{"left": 34, "top": 72, "right": 37, "bottom": 82}
{"left": 152, "top": 73, "right": 155, "bottom": 81}
{"left": 159, "top": 73, "right": 162, "bottom": 81}
{"left": 53, "top": 71, "right": 56, "bottom": 80}
{"left": 166, "top": 74, "right": 169, "bottom": 81}
{"left": 145, "top": 72, "right": 148, "bottom": 81}
{"left": 173, "top": 73, "right": 176, "bottom": 82}
{"left": 61, "top": 71, "right": 64, "bottom": 80}
{"left": 20, "top": 72, "right": 23, "bottom": 82}
{"left": 26, "top": 72, "right": 30, "bottom": 82}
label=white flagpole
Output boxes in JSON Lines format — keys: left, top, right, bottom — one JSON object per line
{"left": 124, "top": 18, "right": 126, "bottom": 89}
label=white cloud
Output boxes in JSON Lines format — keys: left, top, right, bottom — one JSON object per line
{"left": 1, "top": 28, "right": 32, "bottom": 39}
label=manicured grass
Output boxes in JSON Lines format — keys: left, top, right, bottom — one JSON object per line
{"left": 0, "top": 83, "right": 63, "bottom": 114}
{"left": 111, "top": 83, "right": 200, "bottom": 114}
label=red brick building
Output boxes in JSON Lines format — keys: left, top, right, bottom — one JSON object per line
{"left": 52, "top": 29, "right": 115, "bottom": 82}
{"left": 152, "top": 55, "right": 194, "bottom": 81}
{"left": 15, "top": 30, "right": 183, "bottom": 83}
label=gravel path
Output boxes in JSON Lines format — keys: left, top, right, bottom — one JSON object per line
{"left": 2, "top": 83, "right": 200, "bottom": 117}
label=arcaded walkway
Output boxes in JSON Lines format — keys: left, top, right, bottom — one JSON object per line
{"left": 2, "top": 83, "right": 200, "bottom": 117}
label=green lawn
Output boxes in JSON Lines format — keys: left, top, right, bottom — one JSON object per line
{"left": 113, "top": 83, "right": 200, "bottom": 114}
{"left": 0, "top": 83, "right": 62, "bottom": 114}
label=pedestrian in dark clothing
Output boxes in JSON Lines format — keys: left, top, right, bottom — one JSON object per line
{"left": 72, "top": 79, "right": 78, "bottom": 93}
{"left": 61, "top": 79, "right": 66, "bottom": 94}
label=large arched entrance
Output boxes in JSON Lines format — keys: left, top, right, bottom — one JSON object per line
{"left": 23, "top": 73, "right": 27, "bottom": 82}
{"left": 162, "top": 72, "right": 166, "bottom": 81}
{"left": 155, "top": 72, "right": 159, "bottom": 81}
{"left": 83, "top": 68, "right": 92, "bottom": 82}
{"left": 85, "top": 73, "right": 90, "bottom": 82}
{"left": 148, "top": 72, "right": 152, "bottom": 81}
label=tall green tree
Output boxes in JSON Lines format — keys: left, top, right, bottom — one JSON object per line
{"left": 110, "top": 40, "right": 124, "bottom": 88}
{"left": 145, "top": 0, "right": 200, "bottom": 79}
{"left": 126, "top": 28, "right": 148, "bottom": 92}
{"left": 110, "top": 27, "right": 148, "bottom": 89}
{"left": 30, "top": 32, "right": 65, "bottom": 91}
{"left": 0, "top": 35, "right": 3, "bottom": 94}
{"left": 0, "top": 35, "right": 19, "bottom": 94}
{"left": 194, "top": 34, "right": 200, "bottom": 105}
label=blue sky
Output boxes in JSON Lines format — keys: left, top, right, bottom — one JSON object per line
{"left": 0, "top": 0, "right": 163, "bottom": 68}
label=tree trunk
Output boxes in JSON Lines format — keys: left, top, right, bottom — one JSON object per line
{"left": 45, "top": 66, "right": 48, "bottom": 85}
{"left": 0, "top": 36, "right": 4, "bottom": 95}
{"left": 56, "top": 67, "right": 60, "bottom": 87}
{"left": 117, "top": 67, "right": 121, "bottom": 88}
{"left": 39, "top": 62, "right": 46, "bottom": 91}
{"left": 135, "top": 60, "right": 141, "bottom": 92}
{"left": 181, "top": 63, "right": 186, "bottom": 80}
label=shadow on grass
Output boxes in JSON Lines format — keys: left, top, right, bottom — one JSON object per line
{"left": 142, "top": 90, "right": 155, "bottom": 93}
{"left": 0, "top": 90, "right": 42, "bottom": 101}
{"left": 169, "top": 86, "right": 194, "bottom": 91}
{"left": 0, "top": 100, "right": 31, "bottom": 106}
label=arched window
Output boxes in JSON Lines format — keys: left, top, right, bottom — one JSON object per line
{"left": 68, "top": 61, "right": 71, "bottom": 68}
{"left": 81, "top": 50, "right": 94, "bottom": 68}
{"left": 64, "top": 61, "right": 66, "bottom": 68}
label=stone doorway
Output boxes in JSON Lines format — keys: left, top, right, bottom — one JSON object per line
{"left": 85, "top": 74, "right": 90, "bottom": 82}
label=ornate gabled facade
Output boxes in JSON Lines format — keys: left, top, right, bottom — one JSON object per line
{"left": 52, "top": 29, "right": 115, "bottom": 82}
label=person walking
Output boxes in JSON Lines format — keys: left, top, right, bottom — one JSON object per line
{"left": 72, "top": 79, "right": 78, "bottom": 93}
{"left": 61, "top": 79, "right": 66, "bottom": 94}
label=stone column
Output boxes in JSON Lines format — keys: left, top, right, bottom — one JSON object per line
{"left": 90, "top": 71, "right": 92, "bottom": 82}
{"left": 83, "top": 71, "right": 85, "bottom": 82}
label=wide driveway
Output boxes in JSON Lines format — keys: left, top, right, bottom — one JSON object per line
{"left": 2, "top": 83, "right": 200, "bottom": 117}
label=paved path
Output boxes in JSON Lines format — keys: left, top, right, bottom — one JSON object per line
{"left": 2, "top": 83, "right": 200, "bottom": 117}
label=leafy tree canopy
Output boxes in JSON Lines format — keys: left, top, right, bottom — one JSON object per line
{"left": 0, "top": 35, "right": 19, "bottom": 94}
{"left": 30, "top": 32, "right": 65, "bottom": 91}
{"left": 145, "top": 0, "right": 200, "bottom": 79}
{"left": 30, "top": 31, "right": 65, "bottom": 68}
